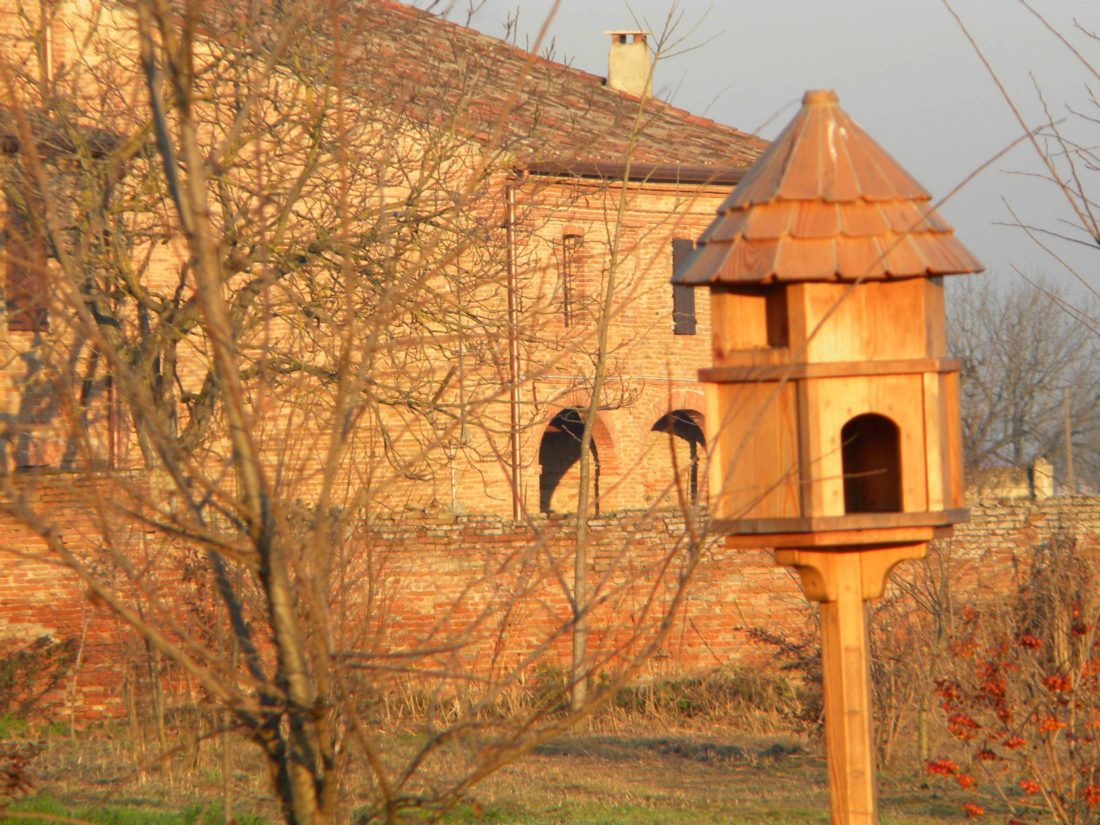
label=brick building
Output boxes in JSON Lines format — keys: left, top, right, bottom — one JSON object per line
{"left": 0, "top": 0, "right": 765, "bottom": 518}
{"left": 0, "top": 0, "right": 776, "bottom": 717}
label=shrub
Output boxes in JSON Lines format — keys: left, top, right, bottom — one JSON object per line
{"left": 605, "top": 664, "right": 804, "bottom": 730}
{"left": 0, "top": 636, "right": 76, "bottom": 721}
{"left": 928, "top": 533, "right": 1100, "bottom": 824}
{"left": 0, "top": 742, "right": 37, "bottom": 801}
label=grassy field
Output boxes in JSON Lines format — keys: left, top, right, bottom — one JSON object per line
{"left": 433, "top": 731, "right": 969, "bottom": 824}
{"left": 1, "top": 726, "right": 972, "bottom": 824}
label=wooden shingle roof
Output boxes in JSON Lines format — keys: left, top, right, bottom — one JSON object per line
{"left": 674, "top": 89, "right": 983, "bottom": 284}
{"left": 350, "top": 1, "right": 766, "bottom": 168}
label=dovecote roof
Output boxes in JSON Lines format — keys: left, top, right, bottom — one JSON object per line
{"left": 674, "top": 89, "right": 983, "bottom": 284}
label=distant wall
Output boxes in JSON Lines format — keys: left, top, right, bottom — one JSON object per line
{"left": 945, "top": 495, "right": 1100, "bottom": 592}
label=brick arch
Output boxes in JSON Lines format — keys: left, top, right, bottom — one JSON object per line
{"left": 637, "top": 391, "right": 708, "bottom": 508}
{"left": 536, "top": 405, "right": 621, "bottom": 515}
{"left": 648, "top": 412, "right": 707, "bottom": 507}
{"left": 631, "top": 390, "right": 706, "bottom": 448}
{"left": 541, "top": 390, "right": 625, "bottom": 473}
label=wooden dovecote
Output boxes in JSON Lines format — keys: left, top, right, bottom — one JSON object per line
{"left": 674, "top": 89, "right": 984, "bottom": 825}
{"left": 674, "top": 89, "right": 983, "bottom": 549}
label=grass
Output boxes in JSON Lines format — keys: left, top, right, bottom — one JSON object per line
{"left": 0, "top": 716, "right": 28, "bottom": 741}
{"left": 0, "top": 726, "right": 975, "bottom": 825}
{"left": 0, "top": 796, "right": 267, "bottom": 825}
{"left": 0, "top": 663, "right": 977, "bottom": 824}
{"left": 374, "top": 729, "right": 972, "bottom": 824}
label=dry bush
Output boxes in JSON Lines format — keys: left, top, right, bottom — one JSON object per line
{"left": 599, "top": 665, "right": 804, "bottom": 734}
{"left": 0, "top": 742, "right": 37, "bottom": 802}
{"left": 0, "top": 636, "right": 76, "bottom": 721}
{"left": 928, "top": 533, "right": 1100, "bottom": 824}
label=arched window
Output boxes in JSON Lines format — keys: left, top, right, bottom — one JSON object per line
{"left": 650, "top": 410, "right": 705, "bottom": 505}
{"left": 539, "top": 409, "right": 599, "bottom": 515}
{"left": 841, "top": 414, "right": 902, "bottom": 513}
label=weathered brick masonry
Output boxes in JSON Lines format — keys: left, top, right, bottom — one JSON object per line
{"left": 1, "top": 486, "right": 1094, "bottom": 720}
{"left": 942, "top": 495, "right": 1100, "bottom": 592}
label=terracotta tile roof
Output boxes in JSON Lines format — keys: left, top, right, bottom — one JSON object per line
{"left": 674, "top": 89, "right": 984, "bottom": 284}
{"left": 349, "top": 1, "right": 766, "bottom": 168}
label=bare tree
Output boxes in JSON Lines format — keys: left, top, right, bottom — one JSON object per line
{"left": 0, "top": 1, "right": 720, "bottom": 823}
{"left": 948, "top": 277, "right": 1100, "bottom": 488}
{"left": 938, "top": 1, "right": 1100, "bottom": 491}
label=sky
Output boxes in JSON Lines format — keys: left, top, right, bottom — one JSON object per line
{"left": 446, "top": 0, "right": 1100, "bottom": 297}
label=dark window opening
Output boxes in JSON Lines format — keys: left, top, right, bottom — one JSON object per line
{"left": 561, "top": 233, "right": 582, "bottom": 327}
{"left": 764, "top": 288, "right": 788, "bottom": 348}
{"left": 841, "top": 413, "right": 902, "bottom": 513}
{"left": 539, "top": 408, "right": 599, "bottom": 515}
{"left": 652, "top": 410, "right": 705, "bottom": 504}
{"left": 5, "top": 196, "right": 48, "bottom": 333}
{"left": 672, "top": 237, "right": 696, "bottom": 335}
{"left": 74, "top": 348, "right": 120, "bottom": 470}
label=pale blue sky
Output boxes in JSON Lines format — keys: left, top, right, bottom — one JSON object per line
{"left": 448, "top": 1, "right": 1099, "bottom": 295}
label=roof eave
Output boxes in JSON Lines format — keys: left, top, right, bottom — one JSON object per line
{"left": 521, "top": 160, "right": 747, "bottom": 186}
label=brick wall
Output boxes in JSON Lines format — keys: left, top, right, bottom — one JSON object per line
{"left": 0, "top": 478, "right": 147, "bottom": 720}
{"left": 3, "top": 483, "right": 1096, "bottom": 721}
{"left": 943, "top": 495, "right": 1100, "bottom": 592}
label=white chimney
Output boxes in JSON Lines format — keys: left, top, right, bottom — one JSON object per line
{"left": 605, "top": 30, "right": 652, "bottom": 98}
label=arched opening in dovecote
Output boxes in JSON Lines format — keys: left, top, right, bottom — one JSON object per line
{"left": 539, "top": 409, "right": 600, "bottom": 515}
{"left": 841, "top": 413, "right": 902, "bottom": 513}
{"left": 649, "top": 410, "right": 705, "bottom": 505}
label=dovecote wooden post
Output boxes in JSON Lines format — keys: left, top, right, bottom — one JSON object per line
{"left": 674, "top": 90, "right": 983, "bottom": 825}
